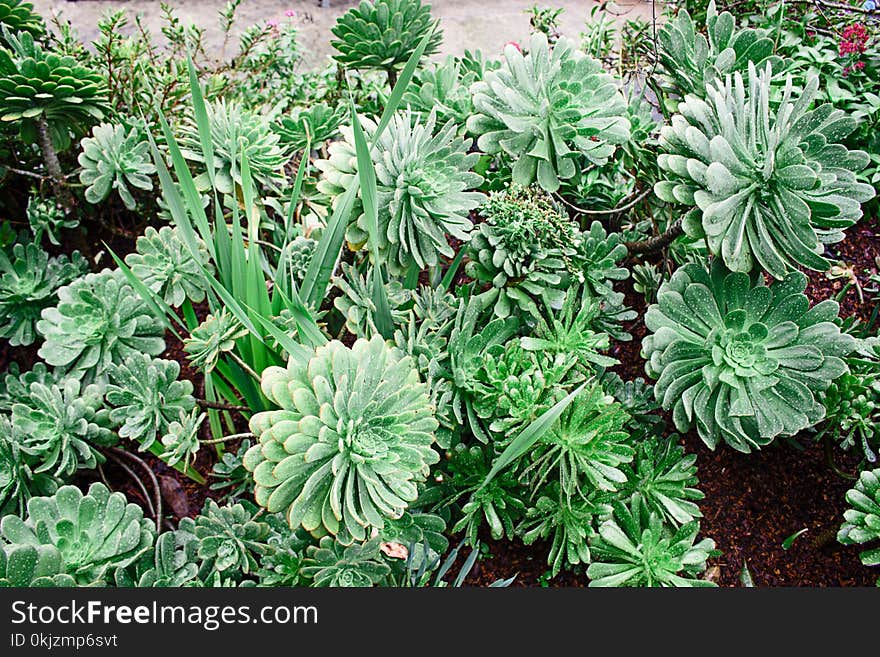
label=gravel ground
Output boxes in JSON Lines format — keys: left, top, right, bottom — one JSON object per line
{"left": 32, "top": 0, "right": 658, "bottom": 70}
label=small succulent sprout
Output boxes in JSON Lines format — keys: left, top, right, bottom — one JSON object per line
{"left": 245, "top": 336, "right": 439, "bottom": 542}
{"left": 642, "top": 261, "right": 855, "bottom": 452}
{"left": 159, "top": 408, "right": 205, "bottom": 472}
{"left": 301, "top": 536, "right": 390, "bottom": 587}
{"left": 655, "top": 64, "right": 875, "bottom": 279}
{"left": 11, "top": 377, "right": 113, "bottom": 478}
{"left": 468, "top": 33, "right": 630, "bottom": 192}
{"left": 0, "top": 414, "right": 58, "bottom": 516}
{"left": 125, "top": 226, "right": 212, "bottom": 308}
{"left": 330, "top": 0, "right": 442, "bottom": 77}
{"left": 838, "top": 468, "right": 880, "bottom": 584}
{"left": 178, "top": 499, "right": 271, "bottom": 578}
{"left": 0, "top": 483, "right": 155, "bottom": 585}
{"left": 587, "top": 496, "right": 716, "bottom": 587}
{"left": 275, "top": 102, "right": 346, "bottom": 151}
{"left": 285, "top": 235, "right": 316, "bottom": 285}
{"left": 183, "top": 310, "right": 248, "bottom": 374}
{"left": 26, "top": 196, "right": 77, "bottom": 246}
{"left": 332, "top": 261, "right": 411, "bottom": 338}
{"left": 179, "top": 99, "right": 290, "bottom": 195}
{"left": 0, "top": 544, "right": 75, "bottom": 587}
{"left": 0, "top": 241, "right": 86, "bottom": 346}
{"left": 78, "top": 122, "right": 156, "bottom": 210}
{"left": 0, "top": 30, "right": 108, "bottom": 151}
{"left": 209, "top": 439, "right": 253, "bottom": 501}
{"left": 106, "top": 354, "right": 196, "bottom": 451}
{"left": 345, "top": 110, "right": 484, "bottom": 274}
{"left": 37, "top": 269, "right": 165, "bottom": 382}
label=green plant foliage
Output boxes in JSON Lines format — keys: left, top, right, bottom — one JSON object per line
{"left": 575, "top": 221, "right": 629, "bottom": 301}
{"left": 632, "top": 262, "right": 663, "bottom": 305}
{"left": 332, "top": 261, "right": 411, "bottom": 337}
{"left": 0, "top": 1, "right": 44, "bottom": 43}
{"left": 655, "top": 64, "right": 875, "bottom": 279}
{"left": 0, "top": 242, "right": 86, "bottom": 346}
{"left": 466, "top": 186, "right": 578, "bottom": 318}
{"left": 275, "top": 102, "right": 345, "bottom": 151}
{"left": 838, "top": 468, "right": 880, "bottom": 584}
{"left": 183, "top": 310, "right": 247, "bottom": 374}
{"left": 285, "top": 235, "right": 317, "bottom": 285}
{"left": 245, "top": 336, "right": 439, "bottom": 542}
{"left": 117, "top": 530, "right": 200, "bottom": 588}
{"left": 657, "top": 1, "right": 781, "bottom": 99}
{"left": 345, "top": 110, "right": 483, "bottom": 274}
{"left": 178, "top": 499, "right": 270, "bottom": 578}
{"left": 330, "top": 0, "right": 442, "bottom": 75}
{"left": 36, "top": 269, "right": 165, "bottom": 381}
{"left": 159, "top": 408, "right": 204, "bottom": 472}
{"left": 26, "top": 196, "right": 76, "bottom": 246}
{"left": 587, "top": 496, "right": 715, "bottom": 587}
{"left": 11, "top": 377, "right": 113, "bottom": 478}
{"left": 520, "top": 484, "right": 610, "bottom": 578}
{"left": 78, "top": 122, "right": 156, "bottom": 210}
{"left": 468, "top": 33, "right": 630, "bottom": 192}
{"left": 179, "top": 99, "right": 289, "bottom": 194}
{"left": 0, "top": 30, "right": 108, "bottom": 150}
{"left": 106, "top": 354, "right": 195, "bottom": 450}
{"left": 302, "top": 536, "right": 390, "bottom": 587}
{"left": 0, "top": 415, "right": 57, "bottom": 515}
{"left": 623, "top": 437, "right": 704, "bottom": 525}
{"left": 402, "top": 55, "right": 481, "bottom": 128}
{"left": 643, "top": 261, "right": 854, "bottom": 451}
{"left": 0, "top": 483, "right": 155, "bottom": 585}
{"left": 125, "top": 226, "right": 211, "bottom": 307}
{"left": 209, "top": 438, "right": 253, "bottom": 501}
{"left": 0, "top": 543, "right": 75, "bottom": 586}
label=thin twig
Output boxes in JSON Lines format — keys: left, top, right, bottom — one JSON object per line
{"left": 202, "top": 432, "right": 255, "bottom": 445}
{"left": 108, "top": 447, "right": 163, "bottom": 533}
{"left": 625, "top": 218, "right": 684, "bottom": 254}
{"left": 556, "top": 187, "right": 653, "bottom": 216}
{"left": 228, "top": 350, "right": 261, "bottom": 381}
{"left": 196, "top": 398, "right": 250, "bottom": 413}
{"left": 103, "top": 451, "right": 156, "bottom": 521}
{"left": 4, "top": 166, "right": 46, "bottom": 180}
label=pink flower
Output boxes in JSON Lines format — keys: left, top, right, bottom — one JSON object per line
{"left": 505, "top": 41, "right": 522, "bottom": 53}
{"left": 285, "top": 9, "right": 296, "bottom": 17}
{"left": 266, "top": 18, "right": 279, "bottom": 28}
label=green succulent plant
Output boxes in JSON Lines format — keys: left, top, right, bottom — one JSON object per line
{"left": 116, "top": 530, "right": 200, "bottom": 588}
{"left": 587, "top": 496, "right": 715, "bottom": 587}
{"left": 302, "top": 536, "right": 390, "bottom": 587}
{"left": 838, "top": 468, "right": 880, "bottom": 585}
{"left": 0, "top": 1, "right": 44, "bottom": 43}
{"left": 468, "top": 33, "right": 630, "bottom": 192}
{"left": 599, "top": 371, "right": 662, "bottom": 433}
{"left": 0, "top": 361, "right": 59, "bottom": 412}
{"left": 0, "top": 242, "right": 86, "bottom": 346}
{"left": 520, "top": 484, "right": 611, "bottom": 578}
{"left": 0, "top": 30, "right": 108, "bottom": 150}
{"left": 183, "top": 310, "right": 247, "bottom": 374}
{"left": 256, "top": 528, "right": 307, "bottom": 588}
{"left": 574, "top": 221, "right": 629, "bottom": 302}
{"left": 178, "top": 499, "right": 271, "bottom": 578}
{"left": 0, "top": 483, "right": 155, "bottom": 585}
{"left": 657, "top": 1, "right": 781, "bottom": 100}
{"left": 11, "top": 377, "right": 113, "bottom": 478}
{"left": 623, "top": 437, "right": 704, "bottom": 526}
{"left": 379, "top": 510, "right": 448, "bottom": 559}
{"left": 179, "top": 99, "right": 289, "bottom": 194}
{"left": 209, "top": 438, "right": 253, "bottom": 501}
{"left": 26, "top": 196, "right": 77, "bottom": 246}
{"left": 332, "top": 261, "right": 411, "bottom": 337}
{"left": 78, "top": 122, "right": 155, "bottom": 210}
{"left": 37, "top": 269, "right": 165, "bottom": 381}
{"left": 285, "top": 235, "right": 316, "bottom": 285}
{"left": 655, "top": 64, "right": 875, "bottom": 279}
{"left": 275, "top": 102, "right": 345, "bottom": 151}
{"left": 402, "top": 55, "right": 481, "bottom": 128}
{"left": 346, "top": 110, "right": 483, "bottom": 274}
{"left": 465, "top": 186, "right": 579, "bottom": 318}
{"left": 125, "top": 226, "right": 211, "bottom": 308}
{"left": 643, "top": 261, "right": 855, "bottom": 452}
{"left": 0, "top": 415, "right": 57, "bottom": 515}
{"left": 0, "top": 544, "right": 75, "bottom": 586}
{"left": 632, "top": 262, "right": 664, "bottom": 305}
{"left": 159, "top": 408, "right": 204, "bottom": 472}
{"left": 330, "top": 0, "right": 442, "bottom": 78}
{"left": 816, "top": 364, "right": 880, "bottom": 463}
{"left": 106, "top": 354, "right": 195, "bottom": 451}
{"left": 245, "top": 336, "right": 439, "bottom": 542}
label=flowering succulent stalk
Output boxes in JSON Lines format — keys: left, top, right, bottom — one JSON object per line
{"left": 642, "top": 261, "right": 855, "bottom": 451}
{"left": 655, "top": 64, "right": 875, "bottom": 279}
{"left": 468, "top": 33, "right": 630, "bottom": 192}
{"left": 245, "top": 336, "right": 439, "bottom": 542}
{"left": 36, "top": 269, "right": 165, "bottom": 381}
{"left": 0, "top": 242, "right": 86, "bottom": 346}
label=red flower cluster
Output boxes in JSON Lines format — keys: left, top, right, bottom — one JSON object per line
{"left": 839, "top": 23, "right": 869, "bottom": 56}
